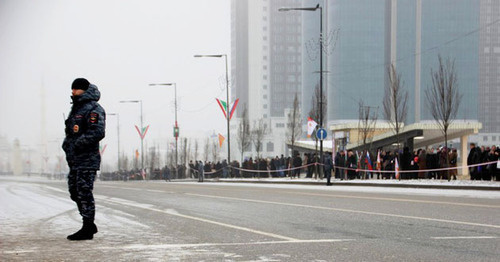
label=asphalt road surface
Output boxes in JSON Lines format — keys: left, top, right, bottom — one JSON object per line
{"left": 1, "top": 176, "right": 499, "bottom": 261}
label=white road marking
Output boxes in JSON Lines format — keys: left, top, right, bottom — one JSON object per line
{"left": 430, "top": 236, "right": 498, "bottom": 240}
{"left": 185, "top": 193, "right": 500, "bottom": 229}
{"left": 281, "top": 191, "right": 500, "bottom": 209}
{"left": 2, "top": 239, "right": 356, "bottom": 255}
{"left": 96, "top": 195, "right": 299, "bottom": 241}
{"left": 98, "top": 239, "right": 356, "bottom": 250}
{"left": 146, "top": 189, "right": 165, "bottom": 193}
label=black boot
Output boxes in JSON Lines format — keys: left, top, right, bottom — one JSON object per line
{"left": 67, "top": 220, "right": 98, "bottom": 240}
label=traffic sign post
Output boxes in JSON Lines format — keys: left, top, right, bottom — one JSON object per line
{"left": 316, "top": 128, "right": 327, "bottom": 140}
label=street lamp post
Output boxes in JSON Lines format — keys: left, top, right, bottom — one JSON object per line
{"left": 119, "top": 100, "right": 144, "bottom": 172}
{"left": 149, "top": 83, "right": 178, "bottom": 176}
{"left": 194, "top": 54, "right": 231, "bottom": 164}
{"left": 108, "top": 113, "right": 121, "bottom": 171}
{"left": 279, "top": 4, "right": 324, "bottom": 166}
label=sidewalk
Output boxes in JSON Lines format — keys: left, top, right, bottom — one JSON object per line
{"left": 200, "top": 177, "right": 500, "bottom": 191}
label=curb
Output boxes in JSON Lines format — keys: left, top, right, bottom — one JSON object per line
{"left": 192, "top": 179, "right": 500, "bottom": 191}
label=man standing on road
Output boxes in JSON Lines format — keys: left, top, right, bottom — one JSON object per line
{"left": 323, "top": 153, "right": 333, "bottom": 185}
{"left": 62, "top": 78, "right": 106, "bottom": 240}
{"left": 197, "top": 160, "right": 204, "bottom": 182}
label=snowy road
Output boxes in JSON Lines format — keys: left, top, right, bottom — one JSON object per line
{"left": 1, "top": 176, "right": 499, "bottom": 261}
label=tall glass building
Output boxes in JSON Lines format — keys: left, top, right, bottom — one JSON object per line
{"left": 231, "top": 0, "right": 303, "bottom": 158}
{"left": 301, "top": 0, "right": 480, "bottom": 126}
{"left": 478, "top": 0, "right": 500, "bottom": 134}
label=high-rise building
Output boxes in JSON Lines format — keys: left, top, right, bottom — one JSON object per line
{"left": 231, "top": 0, "right": 303, "bottom": 158}
{"left": 231, "top": 0, "right": 484, "bottom": 159}
{"left": 323, "top": 0, "right": 479, "bottom": 126}
{"left": 478, "top": 0, "right": 500, "bottom": 134}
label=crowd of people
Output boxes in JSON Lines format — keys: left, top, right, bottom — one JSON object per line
{"left": 100, "top": 143, "right": 499, "bottom": 182}
{"left": 333, "top": 144, "right": 499, "bottom": 181}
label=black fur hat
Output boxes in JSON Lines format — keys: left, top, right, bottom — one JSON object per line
{"left": 71, "top": 78, "right": 90, "bottom": 90}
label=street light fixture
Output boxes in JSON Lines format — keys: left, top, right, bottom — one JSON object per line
{"left": 119, "top": 100, "right": 144, "bottom": 172}
{"left": 107, "top": 113, "right": 121, "bottom": 171}
{"left": 194, "top": 54, "right": 231, "bottom": 164}
{"left": 279, "top": 4, "right": 324, "bottom": 166}
{"left": 149, "top": 83, "right": 179, "bottom": 175}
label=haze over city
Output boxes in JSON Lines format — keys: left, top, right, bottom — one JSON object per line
{"left": 0, "top": 0, "right": 231, "bottom": 170}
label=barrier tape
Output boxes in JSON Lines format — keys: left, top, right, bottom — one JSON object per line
{"left": 187, "top": 163, "right": 318, "bottom": 175}
{"left": 333, "top": 160, "right": 499, "bottom": 174}
{"left": 186, "top": 160, "right": 499, "bottom": 176}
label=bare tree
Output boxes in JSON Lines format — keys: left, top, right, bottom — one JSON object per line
{"left": 286, "top": 93, "right": 302, "bottom": 157}
{"left": 148, "top": 146, "right": 159, "bottom": 171}
{"left": 251, "top": 118, "right": 268, "bottom": 159}
{"left": 426, "top": 55, "right": 462, "bottom": 150}
{"left": 358, "top": 100, "right": 378, "bottom": 179}
{"left": 120, "top": 153, "right": 129, "bottom": 171}
{"left": 203, "top": 138, "right": 210, "bottom": 162}
{"left": 187, "top": 138, "right": 192, "bottom": 163}
{"left": 383, "top": 63, "right": 408, "bottom": 151}
{"left": 193, "top": 139, "right": 199, "bottom": 161}
{"left": 180, "top": 137, "right": 188, "bottom": 167}
{"left": 211, "top": 140, "right": 220, "bottom": 162}
{"left": 237, "top": 104, "right": 251, "bottom": 162}
{"left": 358, "top": 100, "right": 378, "bottom": 151}
{"left": 167, "top": 145, "right": 174, "bottom": 167}
{"left": 308, "top": 84, "right": 327, "bottom": 178}
{"left": 309, "top": 83, "right": 327, "bottom": 132}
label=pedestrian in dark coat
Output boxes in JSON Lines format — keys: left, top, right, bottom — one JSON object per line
{"left": 346, "top": 151, "right": 357, "bottom": 180}
{"left": 62, "top": 78, "right": 105, "bottom": 241}
{"left": 323, "top": 153, "right": 333, "bottom": 185}
{"left": 418, "top": 149, "right": 427, "bottom": 179}
{"left": 438, "top": 147, "right": 449, "bottom": 180}
{"left": 197, "top": 161, "right": 204, "bottom": 182}
{"left": 486, "top": 146, "right": 498, "bottom": 181}
{"left": 426, "top": 149, "right": 439, "bottom": 179}
{"left": 293, "top": 153, "right": 302, "bottom": 178}
{"left": 400, "top": 147, "right": 412, "bottom": 180}
{"left": 467, "top": 143, "right": 481, "bottom": 180}
{"left": 449, "top": 149, "right": 458, "bottom": 180}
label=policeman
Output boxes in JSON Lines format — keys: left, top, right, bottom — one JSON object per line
{"left": 62, "top": 78, "right": 105, "bottom": 240}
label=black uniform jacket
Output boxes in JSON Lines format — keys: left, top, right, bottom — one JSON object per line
{"left": 62, "top": 84, "right": 106, "bottom": 170}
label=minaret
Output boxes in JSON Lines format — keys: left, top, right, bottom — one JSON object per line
{"left": 40, "top": 78, "right": 48, "bottom": 173}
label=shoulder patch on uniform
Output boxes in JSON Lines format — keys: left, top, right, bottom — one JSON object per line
{"left": 90, "top": 112, "right": 99, "bottom": 124}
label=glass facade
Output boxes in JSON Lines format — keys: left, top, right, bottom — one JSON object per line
{"left": 302, "top": 0, "right": 480, "bottom": 124}
{"left": 270, "top": 0, "right": 302, "bottom": 117}
{"left": 327, "top": 0, "right": 387, "bottom": 121}
{"left": 418, "top": 0, "right": 479, "bottom": 121}
{"left": 301, "top": 0, "right": 324, "bottom": 122}
{"left": 478, "top": 0, "right": 499, "bottom": 133}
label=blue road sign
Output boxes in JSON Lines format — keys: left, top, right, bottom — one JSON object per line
{"left": 316, "top": 128, "right": 327, "bottom": 140}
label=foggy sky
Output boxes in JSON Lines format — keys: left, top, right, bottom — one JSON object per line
{"left": 0, "top": 0, "right": 231, "bottom": 168}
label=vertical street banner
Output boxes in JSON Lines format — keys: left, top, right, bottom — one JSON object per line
{"left": 99, "top": 144, "right": 107, "bottom": 156}
{"left": 332, "top": 133, "right": 336, "bottom": 165}
{"left": 395, "top": 157, "right": 400, "bottom": 179}
{"left": 376, "top": 150, "right": 382, "bottom": 171}
{"left": 307, "top": 117, "right": 318, "bottom": 138}
{"left": 216, "top": 98, "right": 239, "bottom": 120}
{"left": 135, "top": 125, "right": 150, "bottom": 140}
{"left": 218, "top": 133, "right": 225, "bottom": 148}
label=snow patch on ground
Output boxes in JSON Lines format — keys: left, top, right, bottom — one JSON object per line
{"left": 166, "top": 180, "right": 500, "bottom": 199}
